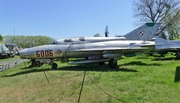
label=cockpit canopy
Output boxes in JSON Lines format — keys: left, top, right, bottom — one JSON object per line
{"left": 51, "top": 36, "right": 126, "bottom": 44}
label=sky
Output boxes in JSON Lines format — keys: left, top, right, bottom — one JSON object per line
{"left": 0, "top": 0, "right": 138, "bottom": 39}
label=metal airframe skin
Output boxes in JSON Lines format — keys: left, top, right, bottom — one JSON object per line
{"left": 20, "top": 40, "right": 155, "bottom": 68}
{"left": 19, "top": 23, "right": 160, "bottom": 69}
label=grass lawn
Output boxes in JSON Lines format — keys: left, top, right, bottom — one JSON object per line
{"left": 0, "top": 54, "right": 180, "bottom": 103}
{"left": 0, "top": 56, "right": 20, "bottom": 62}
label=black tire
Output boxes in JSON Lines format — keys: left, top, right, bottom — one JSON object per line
{"left": 52, "top": 63, "right": 58, "bottom": 69}
{"left": 99, "top": 62, "right": 105, "bottom": 65}
{"left": 108, "top": 59, "right": 117, "bottom": 68}
{"left": 176, "top": 55, "right": 180, "bottom": 59}
{"left": 62, "top": 58, "right": 69, "bottom": 62}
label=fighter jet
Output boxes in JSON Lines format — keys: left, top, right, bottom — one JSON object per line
{"left": 19, "top": 40, "right": 155, "bottom": 69}
{"left": 19, "top": 23, "right": 160, "bottom": 69}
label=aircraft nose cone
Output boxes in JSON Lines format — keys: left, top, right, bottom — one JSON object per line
{"left": 19, "top": 49, "right": 28, "bottom": 59}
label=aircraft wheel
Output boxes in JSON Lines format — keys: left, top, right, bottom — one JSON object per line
{"left": 176, "top": 55, "right": 180, "bottom": 59}
{"left": 176, "top": 51, "right": 180, "bottom": 59}
{"left": 108, "top": 59, "right": 117, "bottom": 68}
{"left": 31, "top": 61, "right": 36, "bottom": 67}
{"left": 62, "top": 58, "right": 69, "bottom": 62}
{"left": 31, "top": 61, "right": 43, "bottom": 67}
{"left": 160, "top": 54, "right": 165, "bottom": 57}
{"left": 99, "top": 62, "right": 105, "bottom": 65}
{"left": 52, "top": 63, "right": 58, "bottom": 69}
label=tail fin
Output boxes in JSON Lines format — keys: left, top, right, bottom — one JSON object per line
{"left": 105, "top": 25, "right": 109, "bottom": 37}
{"left": 124, "top": 23, "right": 161, "bottom": 41}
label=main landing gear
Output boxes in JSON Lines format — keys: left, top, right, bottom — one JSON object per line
{"left": 31, "top": 59, "right": 43, "bottom": 67}
{"left": 30, "top": 59, "right": 58, "bottom": 69}
{"left": 50, "top": 58, "right": 69, "bottom": 69}
{"left": 61, "top": 58, "right": 69, "bottom": 63}
{"left": 98, "top": 59, "right": 118, "bottom": 68}
{"left": 175, "top": 51, "right": 180, "bottom": 59}
{"left": 108, "top": 59, "right": 118, "bottom": 68}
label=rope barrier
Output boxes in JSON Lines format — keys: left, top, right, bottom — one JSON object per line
{"left": 46, "top": 70, "right": 84, "bottom": 79}
{"left": 86, "top": 73, "right": 127, "bottom": 103}
{"left": 19, "top": 62, "right": 127, "bottom": 102}
{"left": 78, "top": 71, "right": 86, "bottom": 103}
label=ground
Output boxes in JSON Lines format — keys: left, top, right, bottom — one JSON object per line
{"left": 0, "top": 54, "right": 180, "bottom": 103}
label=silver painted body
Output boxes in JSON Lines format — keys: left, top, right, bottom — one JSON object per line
{"left": 52, "top": 23, "right": 161, "bottom": 45}
{"left": 149, "top": 37, "right": 180, "bottom": 54}
{"left": 52, "top": 37, "right": 126, "bottom": 44}
{"left": 19, "top": 23, "right": 160, "bottom": 68}
{"left": 20, "top": 40, "right": 155, "bottom": 60}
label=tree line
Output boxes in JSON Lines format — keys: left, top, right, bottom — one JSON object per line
{"left": 4, "top": 35, "right": 53, "bottom": 48}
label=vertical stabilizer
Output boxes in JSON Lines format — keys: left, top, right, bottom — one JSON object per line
{"left": 105, "top": 25, "right": 109, "bottom": 37}
{"left": 124, "top": 23, "right": 161, "bottom": 41}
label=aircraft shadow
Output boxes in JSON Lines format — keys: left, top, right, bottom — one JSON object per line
{"left": 120, "top": 61, "right": 162, "bottom": 66}
{"left": 57, "top": 64, "right": 138, "bottom": 73}
{"left": 174, "top": 66, "right": 180, "bottom": 82}
{"left": 2, "top": 64, "right": 138, "bottom": 77}
{"left": 151, "top": 57, "right": 179, "bottom": 61}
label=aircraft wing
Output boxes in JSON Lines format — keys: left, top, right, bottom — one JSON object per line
{"left": 73, "top": 47, "right": 144, "bottom": 52}
{"left": 73, "top": 43, "right": 155, "bottom": 52}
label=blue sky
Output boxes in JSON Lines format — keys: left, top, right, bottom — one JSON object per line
{"left": 0, "top": 0, "right": 138, "bottom": 39}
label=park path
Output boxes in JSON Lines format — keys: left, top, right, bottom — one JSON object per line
{"left": 0, "top": 58, "right": 28, "bottom": 71}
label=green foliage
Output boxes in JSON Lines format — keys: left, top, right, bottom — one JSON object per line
{"left": 164, "top": 9, "right": 180, "bottom": 40}
{"left": 133, "top": 0, "right": 180, "bottom": 39}
{"left": 4, "top": 35, "right": 53, "bottom": 48}
{"left": 0, "top": 34, "right": 3, "bottom": 42}
{"left": 0, "top": 55, "right": 180, "bottom": 102}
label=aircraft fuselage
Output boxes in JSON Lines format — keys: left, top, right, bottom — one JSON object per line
{"left": 20, "top": 40, "right": 155, "bottom": 59}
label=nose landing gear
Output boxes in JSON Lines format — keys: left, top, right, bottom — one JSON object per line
{"left": 51, "top": 63, "right": 58, "bottom": 69}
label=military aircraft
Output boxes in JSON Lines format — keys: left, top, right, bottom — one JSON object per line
{"left": 19, "top": 23, "right": 160, "bottom": 69}
{"left": 0, "top": 44, "right": 11, "bottom": 58}
{"left": 19, "top": 40, "right": 155, "bottom": 69}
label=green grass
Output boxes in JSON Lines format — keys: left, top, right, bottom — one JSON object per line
{"left": 0, "top": 56, "right": 20, "bottom": 62}
{"left": 0, "top": 54, "right": 180, "bottom": 103}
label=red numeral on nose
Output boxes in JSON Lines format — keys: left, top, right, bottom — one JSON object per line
{"left": 36, "top": 50, "right": 53, "bottom": 57}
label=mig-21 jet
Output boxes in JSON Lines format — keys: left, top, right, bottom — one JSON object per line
{"left": 19, "top": 23, "right": 160, "bottom": 69}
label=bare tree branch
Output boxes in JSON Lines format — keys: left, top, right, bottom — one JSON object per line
{"left": 133, "top": 0, "right": 180, "bottom": 39}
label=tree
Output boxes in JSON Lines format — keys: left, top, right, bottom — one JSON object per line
{"left": 164, "top": 9, "right": 180, "bottom": 40}
{"left": 4, "top": 35, "right": 53, "bottom": 48}
{"left": 0, "top": 34, "right": 3, "bottom": 42}
{"left": 133, "top": 0, "right": 180, "bottom": 39}
{"left": 94, "top": 33, "right": 101, "bottom": 37}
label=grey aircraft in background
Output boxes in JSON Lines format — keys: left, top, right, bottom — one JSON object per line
{"left": 19, "top": 23, "right": 160, "bottom": 69}
{"left": 148, "top": 37, "right": 180, "bottom": 58}
{"left": 125, "top": 23, "right": 180, "bottom": 58}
